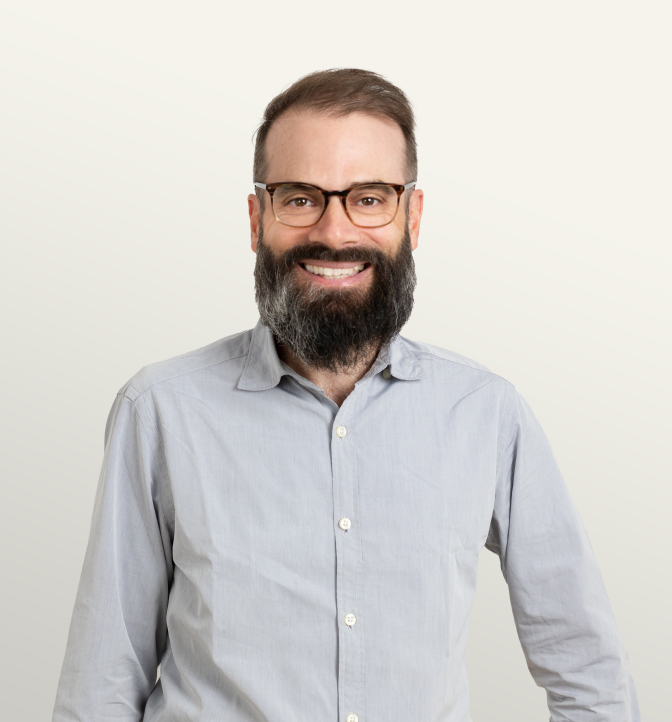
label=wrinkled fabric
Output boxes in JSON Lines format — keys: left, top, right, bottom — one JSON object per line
{"left": 53, "top": 318, "right": 639, "bottom": 722}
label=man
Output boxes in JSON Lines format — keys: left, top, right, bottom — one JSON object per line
{"left": 53, "top": 69, "right": 639, "bottom": 722}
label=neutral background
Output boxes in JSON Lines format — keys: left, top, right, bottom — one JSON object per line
{"left": 1, "top": 2, "right": 670, "bottom": 720}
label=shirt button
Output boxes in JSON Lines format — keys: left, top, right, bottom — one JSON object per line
{"left": 382, "top": 367, "right": 392, "bottom": 379}
{"left": 344, "top": 613, "right": 356, "bottom": 626}
{"left": 335, "top": 425, "right": 347, "bottom": 438}
{"left": 346, "top": 715, "right": 359, "bottom": 722}
{"left": 338, "top": 517, "right": 351, "bottom": 530}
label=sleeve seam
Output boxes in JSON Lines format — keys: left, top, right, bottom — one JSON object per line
{"left": 493, "top": 385, "right": 519, "bottom": 575}
{"left": 127, "top": 395, "right": 171, "bottom": 529}
{"left": 495, "top": 385, "right": 518, "bottom": 474}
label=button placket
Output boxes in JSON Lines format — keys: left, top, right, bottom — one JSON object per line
{"left": 331, "top": 402, "right": 365, "bottom": 722}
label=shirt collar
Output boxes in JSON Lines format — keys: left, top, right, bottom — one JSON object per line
{"left": 237, "top": 317, "right": 423, "bottom": 391}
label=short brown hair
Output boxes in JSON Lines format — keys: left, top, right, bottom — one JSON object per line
{"left": 253, "top": 68, "right": 417, "bottom": 186}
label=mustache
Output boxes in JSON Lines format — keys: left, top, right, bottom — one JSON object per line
{"left": 273, "top": 243, "right": 387, "bottom": 274}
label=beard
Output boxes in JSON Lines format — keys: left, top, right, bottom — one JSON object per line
{"left": 253, "top": 218, "right": 417, "bottom": 373}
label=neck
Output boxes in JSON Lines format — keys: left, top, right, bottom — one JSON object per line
{"left": 276, "top": 339, "right": 380, "bottom": 407}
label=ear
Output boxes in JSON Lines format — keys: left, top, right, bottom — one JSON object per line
{"left": 248, "top": 194, "right": 261, "bottom": 253}
{"left": 408, "top": 188, "right": 424, "bottom": 251}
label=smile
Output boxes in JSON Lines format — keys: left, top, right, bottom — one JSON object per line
{"left": 301, "top": 263, "right": 367, "bottom": 278}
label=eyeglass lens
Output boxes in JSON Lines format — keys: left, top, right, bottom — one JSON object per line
{"left": 272, "top": 184, "right": 399, "bottom": 228}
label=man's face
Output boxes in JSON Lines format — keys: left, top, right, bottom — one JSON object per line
{"left": 247, "top": 110, "right": 424, "bottom": 371}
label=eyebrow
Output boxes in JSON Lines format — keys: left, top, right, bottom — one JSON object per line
{"left": 345, "top": 179, "right": 386, "bottom": 189}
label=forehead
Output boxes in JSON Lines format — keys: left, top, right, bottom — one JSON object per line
{"left": 264, "top": 110, "right": 407, "bottom": 187}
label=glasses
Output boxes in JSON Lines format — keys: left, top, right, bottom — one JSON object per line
{"left": 254, "top": 181, "right": 416, "bottom": 228}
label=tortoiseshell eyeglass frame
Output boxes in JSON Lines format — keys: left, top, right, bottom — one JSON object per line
{"left": 254, "top": 181, "right": 417, "bottom": 228}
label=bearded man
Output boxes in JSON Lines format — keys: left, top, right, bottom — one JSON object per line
{"left": 53, "top": 69, "right": 639, "bottom": 722}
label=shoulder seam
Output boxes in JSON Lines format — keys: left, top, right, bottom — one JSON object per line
{"left": 121, "top": 351, "right": 250, "bottom": 402}
{"left": 412, "top": 349, "right": 514, "bottom": 386}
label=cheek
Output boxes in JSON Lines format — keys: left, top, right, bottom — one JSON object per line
{"left": 354, "top": 219, "right": 404, "bottom": 248}
{"left": 263, "top": 217, "right": 311, "bottom": 250}
{"left": 370, "top": 223, "right": 407, "bottom": 255}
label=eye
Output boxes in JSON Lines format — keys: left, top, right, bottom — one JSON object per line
{"left": 287, "top": 196, "right": 317, "bottom": 208}
{"left": 348, "top": 186, "right": 393, "bottom": 207}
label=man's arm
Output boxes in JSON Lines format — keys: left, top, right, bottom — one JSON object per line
{"left": 53, "top": 390, "right": 173, "bottom": 721}
{"left": 486, "top": 385, "right": 639, "bottom": 722}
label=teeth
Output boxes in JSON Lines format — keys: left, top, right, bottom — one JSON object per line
{"left": 304, "top": 263, "right": 365, "bottom": 278}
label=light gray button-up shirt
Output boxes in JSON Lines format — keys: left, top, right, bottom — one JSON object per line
{"left": 53, "top": 319, "right": 639, "bottom": 722}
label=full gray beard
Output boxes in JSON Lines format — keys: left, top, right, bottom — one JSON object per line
{"left": 253, "top": 220, "right": 416, "bottom": 373}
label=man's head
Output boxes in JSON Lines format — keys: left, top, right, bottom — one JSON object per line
{"left": 253, "top": 68, "right": 418, "bottom": 191}
{"left": 248, "top": 68, "right": 424, "bottom": 372}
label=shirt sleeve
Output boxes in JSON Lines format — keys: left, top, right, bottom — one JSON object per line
{"left": 486, "top": 385, "right": 640, "bottom": 722}
{"left": 52, "top": 390, "right": 173, "bottom": 722}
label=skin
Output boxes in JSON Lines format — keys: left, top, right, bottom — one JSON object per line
{"left": 248, "top": 110, "right": 424, "bottom": 405}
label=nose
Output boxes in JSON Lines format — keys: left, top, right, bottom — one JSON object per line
{"left": 308, "top": 195, "right": 361, "bottom": 247}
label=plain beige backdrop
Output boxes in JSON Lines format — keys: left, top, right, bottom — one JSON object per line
{"left": 1, "top": 2, "right": 670, "bottom": 720}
